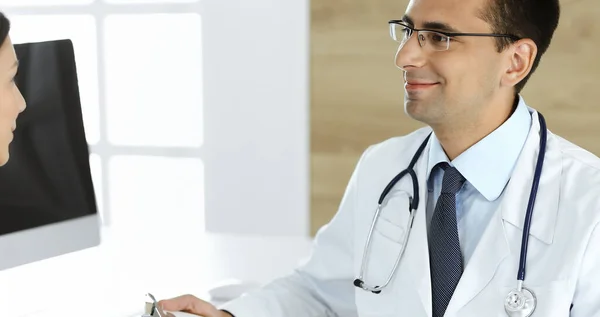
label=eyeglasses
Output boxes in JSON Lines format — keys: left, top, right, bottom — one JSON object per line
{"left": 388, "top": 20, "right": 520, "bottom": 52}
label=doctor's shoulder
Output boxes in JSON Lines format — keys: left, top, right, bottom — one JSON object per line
{"left": 552, "top": 133, "right": 600, "bottom": 197}
{"left": 550, "top": 131, "right": 600, "bottom": 224}
{"left": 357, "top": 126, "right": 433, "bottom": 168}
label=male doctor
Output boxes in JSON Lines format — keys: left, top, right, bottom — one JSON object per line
{"left": 160, "top": 0, "right": 600, "bottom": 315}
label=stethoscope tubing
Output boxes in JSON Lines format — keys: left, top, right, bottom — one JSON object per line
{"left": 517, "top": 112, "right": 547, "bottom": 282}
{"left": 377, "top": 134, "right": 431, "bottom": 208}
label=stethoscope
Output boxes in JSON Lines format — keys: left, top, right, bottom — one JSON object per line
{"left": 353, "top": 113, "right": 547, "bottom": 317}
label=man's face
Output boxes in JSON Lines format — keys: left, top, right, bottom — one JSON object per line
{"left": 395, "top": 0, "right": 508, "bottom": 127}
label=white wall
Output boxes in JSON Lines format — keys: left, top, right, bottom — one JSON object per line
{"left": 202, "top": 0, "right": 310, "bottom": 236}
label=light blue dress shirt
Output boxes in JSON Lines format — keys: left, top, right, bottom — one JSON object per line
{"left": 426, "top": 96, "right": 532, "bottom": 267}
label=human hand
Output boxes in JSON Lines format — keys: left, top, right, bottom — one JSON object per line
{"left": 158, "top": 294, "right": 232, "bottom": 317}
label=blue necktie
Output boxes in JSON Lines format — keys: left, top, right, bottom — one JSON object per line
{"left": 429, "top": 163, "right": 466, "bottom": 317}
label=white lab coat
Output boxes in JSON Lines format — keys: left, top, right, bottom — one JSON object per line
{"left": 220, "top": 109, "right": 600, "bottom": 317}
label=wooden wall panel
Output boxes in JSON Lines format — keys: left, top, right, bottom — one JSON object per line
{"left": 310, "top": 0, "right": 600, "bottom": 236}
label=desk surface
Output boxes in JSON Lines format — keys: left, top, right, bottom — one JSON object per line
{"left": 1, "top": 225, "right": 313, "bottom": 317}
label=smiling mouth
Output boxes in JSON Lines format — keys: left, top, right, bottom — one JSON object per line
{"left": 405, "top": 82, "right": 439, "bottom": 90}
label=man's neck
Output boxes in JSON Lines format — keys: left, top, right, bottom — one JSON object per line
{"left": 433, "top": 95, "right": 518, "bottom": 161}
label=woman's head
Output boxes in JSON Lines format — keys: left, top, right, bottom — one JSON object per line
{"left": 0, "top": 12, "right": 26, "bottom": 166}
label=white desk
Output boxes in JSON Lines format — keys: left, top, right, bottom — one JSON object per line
{"left": 0, "top": 224, "right": 313, "bottom": 317}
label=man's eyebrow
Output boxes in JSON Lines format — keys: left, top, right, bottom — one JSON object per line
{"left": 422, "top": 21, "right": 461, "bottom": 33}
{"left": 401, "top": 14, "right": 462, "bottom": 33}
{"left": 401, "top": 14, "right": 414, "bottom": 26}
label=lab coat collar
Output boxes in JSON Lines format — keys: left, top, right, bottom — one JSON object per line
{"left": 500, "top": 108, "right": 561, "bottom": 245}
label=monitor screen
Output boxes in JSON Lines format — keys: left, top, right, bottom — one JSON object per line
{"left": 0, "top": 39, "right": 100, "bottom": 271}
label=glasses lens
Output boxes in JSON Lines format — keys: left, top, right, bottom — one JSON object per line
{"left": 421, "top": 31, "right": 450, "bottom": 51}
{"left": 390, "top": 23, "right": 411, "bottom": 43}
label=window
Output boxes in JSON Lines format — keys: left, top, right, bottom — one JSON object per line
{"left": 104, "top": 13, "right": 203, "bottom": 147}
{"left": 0, "top": 1, "right": 204, "bottom": 316}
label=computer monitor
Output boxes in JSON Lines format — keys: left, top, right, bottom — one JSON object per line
{"left": 0, "top": 39, "right": 100, "bottom": 271}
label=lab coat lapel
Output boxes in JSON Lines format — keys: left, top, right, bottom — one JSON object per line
{"left": 403, "top": 134, "right": 434, "bottom": 317}
{"left": 443, "top": 202, "right": 509, "bottom": 315}
{"left": 501, "top": 110, "right": 560, "bottom": 245}
{"left": 444, "top": 109, "right": 560, "bottom": 315}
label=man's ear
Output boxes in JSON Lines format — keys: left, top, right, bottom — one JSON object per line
{"left": 501, "top": 39, "right": 538, "bottom": 88}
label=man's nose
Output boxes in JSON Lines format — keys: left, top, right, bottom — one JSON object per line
{"left": 395, "top": 33, "right": 426, "bottom": 71}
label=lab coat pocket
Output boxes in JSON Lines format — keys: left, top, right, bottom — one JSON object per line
{"left": 374, "top": 216, "right": 408, "bottom": 244}
{"left": 355, "top": 229, "right": 406, "bottom": 315}
{"left": 373, "top": 189, "right": 412, "bottom": 244}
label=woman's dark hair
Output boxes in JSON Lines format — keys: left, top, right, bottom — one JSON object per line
{"left": 0, "top": 12, "right": 10, "bottom": 47}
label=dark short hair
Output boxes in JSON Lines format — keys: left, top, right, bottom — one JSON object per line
{"left": 0, "top": 12, "right": 10, "bottom": 48}
{"left": 478, "top": 0, "right": 560, "bottom": 93}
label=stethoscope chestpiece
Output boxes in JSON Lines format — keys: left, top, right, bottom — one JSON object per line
{"left": 504, "top": 287, "right": 537, "bottom": 317}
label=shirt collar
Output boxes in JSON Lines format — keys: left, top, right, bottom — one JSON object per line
{"left": 426, "top": 95, "right": 532, "bottom": 201}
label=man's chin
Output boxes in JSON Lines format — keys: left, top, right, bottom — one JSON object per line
{"left": 404, "top": 97, "right": 433, "bottom": 123}
{"left": 404, "top": 97, "right": 423, "bottom": 113}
